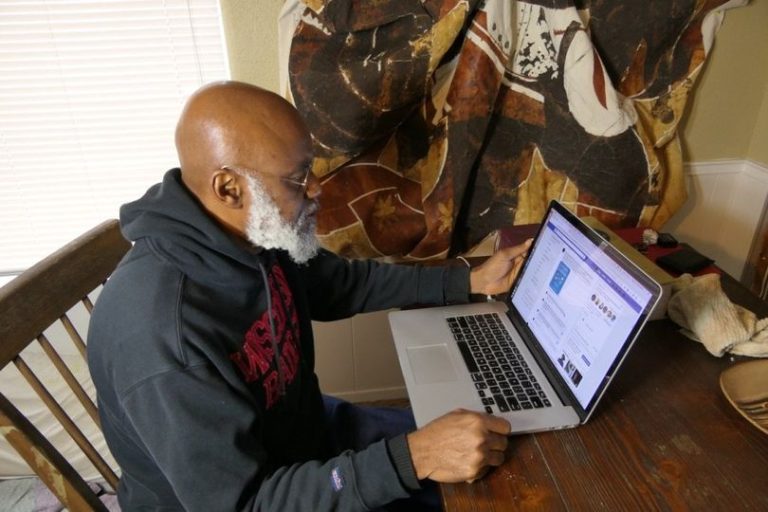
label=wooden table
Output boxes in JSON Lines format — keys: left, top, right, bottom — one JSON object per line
{"left": 440, "top": 272, "right": 768, "bottom": 511}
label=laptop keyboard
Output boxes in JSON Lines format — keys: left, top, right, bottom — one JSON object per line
{"left": 446, "top": 313, "right": 552, "bottom": 414}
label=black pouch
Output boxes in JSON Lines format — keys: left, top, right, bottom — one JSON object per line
{"left": 656, "top": 246, "right": 714, "bottom": 274}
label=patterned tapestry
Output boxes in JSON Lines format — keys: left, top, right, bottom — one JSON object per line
{"left": 281, "top": 0, "right": 747, "bottom": 260}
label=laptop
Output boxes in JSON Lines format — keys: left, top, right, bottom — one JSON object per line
{"left": 389, "top": 201, "right": 662, "bottom": 433}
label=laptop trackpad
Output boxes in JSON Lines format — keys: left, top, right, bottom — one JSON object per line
{"left": 407, "top": 345, "right": 458, "bottom": 384}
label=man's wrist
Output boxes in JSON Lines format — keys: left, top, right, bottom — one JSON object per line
{"left": 386, "top": 434, "right": 421, "bottom": 491}
{"left": 444, "top": 264, "right": 471, "bottom": 304}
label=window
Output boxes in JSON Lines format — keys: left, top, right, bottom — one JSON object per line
{"left": 0, "top": 0, "right": 229, "bottom": 285}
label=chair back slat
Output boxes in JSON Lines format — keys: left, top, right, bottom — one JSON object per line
{"left": 0, "top": 220, "right": 129, "bottom": 510}
{"left": 14, "top": 355, "right": 120, "bottom": 489}
{"left": 0, "top": 220, "right": 130, "bottom": 369}
{"left": 37, "top": 333, "right": 101, "bottom": 427}
{"left": 0, "top": 393, "right": 109, "bottom": 512}
{"left": 60, "top": 313, "right": 88, "bottom": 360}
{"left": 82, "top": 296, "right": 95, "bottom": 313}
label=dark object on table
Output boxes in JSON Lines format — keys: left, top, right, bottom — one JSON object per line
{"left": 656, "top": 246, "right": 714, "bottom": 274}
{"left": 657, "top": 232, "right": 679, "bottom": 248}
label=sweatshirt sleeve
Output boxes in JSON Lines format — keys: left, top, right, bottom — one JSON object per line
{"left": 120, "top": 364, "right": 410, "bottom": 512}
{"left": 301, "top": 249, "right": 470, "bottom": 321}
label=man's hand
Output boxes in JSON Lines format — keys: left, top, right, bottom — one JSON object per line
{"left": 469, "top": 239, "right": 532, "bottom": 296}
{"left": 406, "top": 409, "right": 511, "bottom": 483}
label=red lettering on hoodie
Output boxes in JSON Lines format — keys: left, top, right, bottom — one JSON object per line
{"left": 230, "top": 263, "right": 301, "bottom": 409}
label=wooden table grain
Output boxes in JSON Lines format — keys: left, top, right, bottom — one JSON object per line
{"left": 439, "top": 272, "right": 768, "bottom": 511}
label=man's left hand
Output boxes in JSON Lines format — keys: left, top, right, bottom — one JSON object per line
{"left": 469, "top": 239, "right": 532, "bottom": 296}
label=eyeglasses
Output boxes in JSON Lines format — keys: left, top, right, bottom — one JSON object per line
{"left": 221, "top": 164, "right": 312, "bottom": 197}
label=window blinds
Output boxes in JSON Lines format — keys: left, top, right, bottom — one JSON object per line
{"left": 0, "top": 0, "right": 228, "bottom": 276}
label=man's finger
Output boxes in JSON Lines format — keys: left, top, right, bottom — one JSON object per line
{"left": 497, "top": 238, "right": 533, "bottom": 260}
{"left": 482, "top": 414, "right": 512, "bottom": 435}
{"left": 466, "top": 466, "right": 490, "bottom": 484}
{"left": 486, "top": 450, "right": 506, "bottom": 467}
{"left": 485, "top": 432, "right": 509, "bottom": 452}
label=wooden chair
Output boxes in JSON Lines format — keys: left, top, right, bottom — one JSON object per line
{"left": 0, "top": 220, "right": 130, "bottom": 511}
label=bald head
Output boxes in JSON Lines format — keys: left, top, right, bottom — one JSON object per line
{"left": 173, "top": 81, "right": 317, "bottom": 238}
{"left": 175, "top": 81, "right": 311, "bottom": 195}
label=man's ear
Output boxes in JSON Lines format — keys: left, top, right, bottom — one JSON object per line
{"left": 211, "top": 169, "right": 243, "bottom": 208}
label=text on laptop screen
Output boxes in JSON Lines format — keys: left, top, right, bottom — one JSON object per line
{"left": 510, "top": 208, "right": 654, "bottom": 408}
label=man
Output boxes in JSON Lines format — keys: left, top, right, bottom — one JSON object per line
{"left": 88, "top": 81, "right": 531, "bottom": 511}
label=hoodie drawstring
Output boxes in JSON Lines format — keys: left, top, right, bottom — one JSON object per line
{"left": 257, "top": 261, "right": 286, "bottom": 397}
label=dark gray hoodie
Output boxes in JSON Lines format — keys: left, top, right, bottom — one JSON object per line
{"left": 87, "top": 168, "right": 470, "bottom": 511}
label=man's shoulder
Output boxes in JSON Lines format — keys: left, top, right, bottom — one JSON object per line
{"left": 88, "top": 242, "right": 188, "bottom": 382}
{"left": 88, "top": 240, "right": 255, "bottom": 388}
{"left": 95, "top": 241, "right": 183, "bottom": 322}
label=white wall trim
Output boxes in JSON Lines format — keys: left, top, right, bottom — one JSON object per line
{"left": 685, "top": 158, "right": 768, "bottom": 178}
{"left": 325, "top": 386, "right": 408, "bottom": 404}
{"left": 743, "top": 159, "right": 768, "bottom": 181}
{"left": 685, "top": 158, "right": 745, "bottom": 175}
{"left": 669, "top": 158, "right": 768, "bottom": 279}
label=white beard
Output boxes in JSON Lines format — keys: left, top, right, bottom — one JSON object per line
{"left": 243, "top": 174, "right": 320, "bottom": 264}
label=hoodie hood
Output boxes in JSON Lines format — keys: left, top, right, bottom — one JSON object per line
{"left": 120, "top": 168, "right": 266, "bottom": 289}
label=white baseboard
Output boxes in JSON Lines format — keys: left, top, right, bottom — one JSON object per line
{"left": 742, "top": 159, "right": 768, "bottom": 181}
{"left": 671, "top": 158, "right": 768, "bottom": 279}
{"left": 323, "top": 386, "right": 408, "bottom": 403}
{"left": 685, "top": 158, "right": 768, "bottom": 178}
{"left": 684, "top": 158, "right": 744, "bottom": 175}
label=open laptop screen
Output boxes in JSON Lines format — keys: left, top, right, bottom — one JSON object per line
{"left": 510, "top": 205, "right": 655, "bottom": 409}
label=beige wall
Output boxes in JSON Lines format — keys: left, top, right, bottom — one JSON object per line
{"left": 682, "top": 0, "right": 768, "bottom": 165}
{"left": 219, "top": 0, "right": 282, "bottom": 92}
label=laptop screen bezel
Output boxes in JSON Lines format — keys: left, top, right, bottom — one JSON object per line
{"left": 505, "top": 200, "right": 662, "bottom": 423}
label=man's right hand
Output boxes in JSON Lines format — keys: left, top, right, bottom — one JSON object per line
{"left": 406, "top": 409, "right": 510, "bottom": 483}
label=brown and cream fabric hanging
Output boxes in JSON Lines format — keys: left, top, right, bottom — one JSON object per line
{"left": 282, "top": 0, "right": 747, "bottom": 261}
